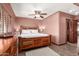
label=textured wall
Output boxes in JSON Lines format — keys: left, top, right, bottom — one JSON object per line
{"left": 15, "top": 17, "right": 42, "bottom": 28}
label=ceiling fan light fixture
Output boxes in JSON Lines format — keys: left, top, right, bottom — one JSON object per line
{"left": 35, "top": 14, "right": 40, "bottom": 18}
{"left": 75, "top": 12, "right": 79, "bottom": 15}
{"left": 69, "top": 9, "right": 75, "bottom": 13}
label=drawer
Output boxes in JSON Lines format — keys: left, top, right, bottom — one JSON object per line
{"left": 23, "top": 41, "right": 33, "bottom": 45}
{"left": 22, "top": 40, "right": 33, "bottom": 49}
{"left": 34, "top": 39, "right": 42, "bottom": 47}
{"left": 34, "top": 39, "right": 42, "bottom": 43}
{"left": 42, "top": 42, "right": 49, "bottom": 46}
{"left": 42, "top": 38, "right": 49, "bottom": 42}
{"left": 22, "top": 44, "right": 33, "bottom": 49}
{"left": 42, "top": 37, "right": 50, "bottom": 46}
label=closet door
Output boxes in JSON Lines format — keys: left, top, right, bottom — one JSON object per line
{"left": 73, "top": 20, "right": 77, "bottom": 43}
{"left": 69, "top": 20, "right": 77, "bottom": 43}
{"left": 69, "top": 20, "right": 73, "bottom": 43}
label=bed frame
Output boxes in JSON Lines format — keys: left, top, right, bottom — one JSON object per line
{"left": 18, "top": 26, "right": 51, "bottom": 52}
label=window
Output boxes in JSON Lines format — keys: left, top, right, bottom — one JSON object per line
{"left": 0, "top": 5, "right": 13, "bottom": 34}
{"left": 0, "top": 5, "right": 3, "bottom": 34}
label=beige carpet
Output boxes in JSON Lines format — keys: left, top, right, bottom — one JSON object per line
{"left": 25, "top": 47, "right": 60, "bottom": 56}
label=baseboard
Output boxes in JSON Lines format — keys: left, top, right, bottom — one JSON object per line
{"left": 51, "top": 42, "right": 67, "bottom": 46}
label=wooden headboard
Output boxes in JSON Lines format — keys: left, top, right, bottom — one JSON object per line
{"left": 20, "top": 26, "right": 38, "bottom": 29}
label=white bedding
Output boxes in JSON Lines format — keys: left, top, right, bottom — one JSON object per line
{"left": 18, "top": 33, "right": 49, "bottom": 38}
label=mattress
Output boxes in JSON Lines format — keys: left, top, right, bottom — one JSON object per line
{"left": 18, "top": 33, "right": 49, "bottom": 38}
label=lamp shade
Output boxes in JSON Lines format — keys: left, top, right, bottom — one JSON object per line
{"left": 39, "top": 25, "right": 45, "bottom": 32}
{"left": 14, "top": 25, "right": 20, "bottom": 31}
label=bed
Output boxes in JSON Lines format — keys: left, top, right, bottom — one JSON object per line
{"left": 18, "top": 26, "right": 51, "bottom": 51}
{"left": 19, "top": 33, "right": 49, "bottom": 38}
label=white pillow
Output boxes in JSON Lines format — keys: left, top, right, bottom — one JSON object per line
{"left": 21, "top": 30, "right": 31, "bottom": 34}
{"left": 31, "top": 30, "right": 38, "bottom": 33}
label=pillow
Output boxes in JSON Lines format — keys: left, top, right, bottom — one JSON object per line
{"left": 30, "top": 29, "right": 38, "bottom": 33}
{"left": 21, "top": 30, "right": 31, "bottom": 34}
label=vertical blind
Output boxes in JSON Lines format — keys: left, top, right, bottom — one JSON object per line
{"left": 0, "top": 5, "right": 14, "bottom": 34}
{"left": 0, "top": 5, "right": 3, "bottom": 34}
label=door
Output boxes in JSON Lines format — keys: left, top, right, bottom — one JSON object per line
{"left": 66, "top": 19, "right": 77, "bottom": 43}
{"left": 73, "top": 20, "right": 77, "bottom": 43}
{"left": 66, "top": 19, "right": 70, "bottom": 42}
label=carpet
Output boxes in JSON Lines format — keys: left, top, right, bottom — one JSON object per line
{"left": 25, "top": 47, "right": 60, "bottom": 56}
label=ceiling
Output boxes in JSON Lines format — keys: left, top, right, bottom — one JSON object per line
{"left": 11, "top": 3, "right": 79, "bottom": 20}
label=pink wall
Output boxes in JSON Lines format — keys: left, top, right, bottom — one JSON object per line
{"left": 74, "top": 16, "right": 79, "bottom": 20}
{"left": 15, "top": 17, "right": 42, "bottom": 28}
{"left": 41, "top": 11, "right": 76, "bottom": 45}
{"left": 41, "top": 12, "right": 60, "bottom": 44}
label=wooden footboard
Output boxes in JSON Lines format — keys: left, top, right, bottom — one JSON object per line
{"left": 19, "top": 35, "right": 51, "bottom": 51}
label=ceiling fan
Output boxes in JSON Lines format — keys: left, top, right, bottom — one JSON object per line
{"left": 74, "top": 3, "right": 79, "bottom": 6}
{"left": 29, "top": 10, "right": 47, "bottom": 18}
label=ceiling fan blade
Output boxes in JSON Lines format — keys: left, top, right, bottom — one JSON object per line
{"left": 74, "top": 3, "right": 79, "bottom": 6}
{"left": 41, "top": 13, "right": 47, "bottom": 15}
{"left": 40, "top": 15, "right": 44, "bottom": 18}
